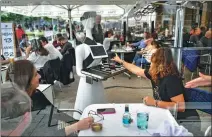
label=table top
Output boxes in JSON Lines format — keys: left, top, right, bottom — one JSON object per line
{"left": 36, "top": 84, "right": 51, "bottom": 92}
{"left": 79, "top": 104, "right": 178, "bottom": 136}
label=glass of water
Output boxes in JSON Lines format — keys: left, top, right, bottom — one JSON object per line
{"left": 137, "top": 111, "right": 149, "bottom": 130}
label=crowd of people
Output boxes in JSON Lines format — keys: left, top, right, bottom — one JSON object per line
{"left": 1, "top": 13, "right": 211, "bottom": 137}
{"left": 183, "top": 25, "right": 212, "bottom": 47}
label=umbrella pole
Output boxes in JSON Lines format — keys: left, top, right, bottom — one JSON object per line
{"left": 68, "top": 9, "right": 73, "bottom": 40}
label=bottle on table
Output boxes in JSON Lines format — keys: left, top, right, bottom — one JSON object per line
{"left": 122, "top": 104, "right": 132, "bottom": 127}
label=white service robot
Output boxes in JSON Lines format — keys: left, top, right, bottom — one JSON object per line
{"left": 73, "top": 11, "right": 106, "bottom": 119}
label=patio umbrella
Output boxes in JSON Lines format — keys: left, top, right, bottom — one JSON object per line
{"left": 2, "top": 4, "right": 128, "bottom": 39}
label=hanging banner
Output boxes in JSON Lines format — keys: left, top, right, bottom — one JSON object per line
{"left": 1, "top": 23, "right": 16, "bottom": 58}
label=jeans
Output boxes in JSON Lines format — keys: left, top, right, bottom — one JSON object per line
{"left": 133, "top": 53, "right": 149, "bottom": 67}
{"left": 133, "top": 53, "right": 142, "bottom": 66}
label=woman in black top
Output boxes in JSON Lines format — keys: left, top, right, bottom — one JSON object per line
{"left": 112, "top": 47, "right": 200, "bottom": 134}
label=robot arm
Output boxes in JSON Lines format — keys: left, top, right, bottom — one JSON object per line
{"left": 75, "top": 45, "right": 86, "bottom": 78}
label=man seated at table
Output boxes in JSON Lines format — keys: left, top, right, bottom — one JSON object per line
{"left": 25, "top": 44, "right": 49, "bottom": 70}
{"left": 200, "top": 30, "right": 212, "bottom": 47}
{"left": 57, "top": 36, "right": 73, "bottom": 55}
{"left": 127, "top": 32, "right": 151, "bottom": 50}
{"left": 189, "top": 27, "right": 201, "bottom": 45}
{"left": 19, "top": 34, "right": 31, "bottom": 55}
{"left": 38, "top": 36, "right": 62, "bottom": 60}
{"left": 53, "top": 33, "right": 62, "bottom": 48}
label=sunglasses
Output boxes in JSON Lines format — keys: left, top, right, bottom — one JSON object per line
{"left": 88, "top": 110, "right": 104, "bottom": 123}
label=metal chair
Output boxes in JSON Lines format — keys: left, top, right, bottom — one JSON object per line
{"left": 182, "top": 88, "right": 212, "bottom": 136}
{"left": 48, "top": 102, "right": 82, "bottom": 127}
{"left": 198, "top": 53, "right": 211, "bottom": 75}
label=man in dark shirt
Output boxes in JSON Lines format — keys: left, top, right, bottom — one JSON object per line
{"left": 19, "top": 34, "right": 31, "bottom": 53}
{"left": 189, "top": 27, "right": 201, "bottom": 44}
{"left": 200, "top": 30, "right": 212, "bottom": 47}
{"left": 92, "top": 15, "right": 104, "bottom": 44}
{"left": 58, "top": 36, "right": 73, "bottom": 55}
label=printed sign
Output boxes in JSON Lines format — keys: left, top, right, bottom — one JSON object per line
{"left": 1, "top": 23, "right": 15, "bottom": 58}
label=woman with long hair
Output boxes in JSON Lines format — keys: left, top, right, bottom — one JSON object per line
{"left": 6, "top": 60, "right": 94, "bottom": 136}
{"left": 112, "top": 47, "right": 200, "bottom": 134}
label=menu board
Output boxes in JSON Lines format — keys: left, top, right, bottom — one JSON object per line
{"left": 1, "top": 23, "right": 16, "bottom": 58}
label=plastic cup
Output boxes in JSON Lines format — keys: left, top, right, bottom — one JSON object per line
{"left": 137, "top": 111, "right": 149, "bottom": 130}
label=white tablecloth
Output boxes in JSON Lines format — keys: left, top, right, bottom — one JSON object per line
{"left": 79, "top": 104, "right": 178, "bottom": 136}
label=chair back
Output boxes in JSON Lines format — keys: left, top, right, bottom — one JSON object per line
{"left": 185, "top": 88, "right": 212, "bottom": 115}
{"left": 43, "top": 57, "right": 61, "bottom": 84}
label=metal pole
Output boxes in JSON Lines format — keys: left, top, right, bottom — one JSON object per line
{"left": 177, "top": 7, "right": 185, "bottom": 74}
{"left": 126, "top": 16, "right": 129, "bottom": 41}
{"left": 173, "top": 6, "right": 184, "bottom": 74}
{"left": 0, "top": 4, "right": 2, "bottom": 57}
{"left": 68, "top": 8, "right": 73, "bottom": 40}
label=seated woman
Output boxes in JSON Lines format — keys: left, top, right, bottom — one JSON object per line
{"left": 6, "top": 60, "right": 94, "bottom": 136}
{"left": 112, "top": 47, "right": 200, "bottom": 134}
{"left": 132, "top": 37, "right": 153, "bottom": 66}
{"left": 135, "top": 40, "right": 159, "bottom": 67}
{"left": 103, "top": 29, "right": 115, "bottom": 51}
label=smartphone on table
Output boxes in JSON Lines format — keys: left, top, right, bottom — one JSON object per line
{"left": 97, "top": 108, "right": 116, "bottom": 114}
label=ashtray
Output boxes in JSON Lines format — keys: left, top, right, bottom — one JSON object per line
{"left": 91, "top": 123, "right": 103, "bottom": 132}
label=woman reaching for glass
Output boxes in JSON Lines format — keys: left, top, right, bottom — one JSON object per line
{"left": 112, "top": 47, "right": 200, "bottom": 134}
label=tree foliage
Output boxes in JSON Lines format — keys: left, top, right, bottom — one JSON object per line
{"left": 1, "top": 12, "right": 24, "bottom": 23}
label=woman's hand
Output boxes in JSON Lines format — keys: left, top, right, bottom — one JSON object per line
{"left": 65, "top": 117, "right": 94, "bottom": 135}
{"left": 76, "top": 117, "right": 94, "bottom": 131}
{"left": 111, "top": 54, "right": 122, "bottom": 64}
{"left": 185, "top": 72, "right": 212, "bottom": 88}
{"left": 143, "top": 96, "right": 156, "bottom": 106}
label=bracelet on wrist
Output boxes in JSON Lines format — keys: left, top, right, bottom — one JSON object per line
{"left": 154, "top": 100, "right": 158, "bottom": 107}
{"left": 120, "top": 60, "right": 124, "bottom": 65}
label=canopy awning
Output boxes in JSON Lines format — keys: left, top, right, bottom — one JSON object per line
{"left": 2, "top": 5, "right": 127, "bottom": 18}
{"left": 0, "top": 0, "right": 137, "bottom": 6}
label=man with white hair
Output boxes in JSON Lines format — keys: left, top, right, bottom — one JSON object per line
{"left": 200, "top": 30, "right": 212, "bottom": 47}
{"left": 92, "top": 15, "right": 104, "bottom": 44}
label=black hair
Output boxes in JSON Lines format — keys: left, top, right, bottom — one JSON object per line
{"left": 58, "top": 36, "right": 66, "bottom": 41}
{"left": 56, "top": 33, "right": 62, "bottom": 38}
{"left": 38, "top": 36, "right": 48, "bottom": 44}
{"left": 22, "top": 34, "right": 28, "bottom": 39}
{"left": 104, "top": 30, "right": 114, "bottom": 38}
